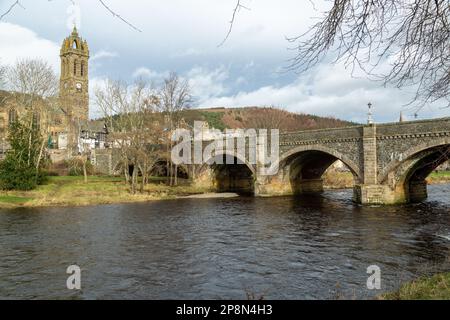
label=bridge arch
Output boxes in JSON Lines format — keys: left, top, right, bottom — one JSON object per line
{"left": 198, "top": 151, "right": 256, "bottom": 195}
{"left": 150, "top": 158, "right": 189, "bottom": 180}
{"left": 379, "top": 138, "right": 450, "bottom": 202}
{"left": 379, "top": 137, "right": 450, "bottom": 184}
{"left": 201, "top": 151, "right": 257, "bottom": 175}
{"left": 265, "top": 144, "right": 362, "bottom": 196}
{"left": 275, "top": 145, "right": 362, "bottom": 182}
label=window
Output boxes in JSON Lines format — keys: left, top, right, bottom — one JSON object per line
{"left": 74, "top": 60, "right": 77, "bottom": 76}
{"left": 81, "top": 61, "right": 84, "bottom": 76}
{"left": 8, "top": 109, "right": 17, "bottom": 126}
{"left": 72, "top": 40, "right": 77, "bottom": 49}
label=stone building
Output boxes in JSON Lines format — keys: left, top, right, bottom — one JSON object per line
{"left": 0, "top": 26, "right": 107, "bottom": 160}
{"left": 0, "top": 90, "right": 66, "bottom": 154}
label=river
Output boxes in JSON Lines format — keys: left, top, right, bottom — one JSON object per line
{"left": 1, "top": 184, "right": 449, "bottom": 299}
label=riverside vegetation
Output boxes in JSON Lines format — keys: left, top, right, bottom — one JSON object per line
{"left": 381, "top": 272, "right": 450, "bottom": 300}
{"left": 1, "top": 170, "right": 449, "bottom": 209}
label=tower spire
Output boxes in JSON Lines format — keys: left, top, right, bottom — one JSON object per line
{"left": 72, "top": 24, "right": 78, "bottom": 36}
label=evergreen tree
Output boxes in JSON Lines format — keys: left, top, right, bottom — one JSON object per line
{"left": 0, "top": 119, "right": 47, "bottom": 190}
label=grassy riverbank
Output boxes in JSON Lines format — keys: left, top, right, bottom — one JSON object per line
{"left": 0, "top": 176, "right": 211, "bottom": 208}
{"left": 427, "top": 171, "right": 450, "bottom": 184}
{"left": 380, "top": 273, "right": 450, "bottom": 300}
{"left": 1, "top": 171, "right": 450, "bottom": 209}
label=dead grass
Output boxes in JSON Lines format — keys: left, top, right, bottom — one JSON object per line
{"left": 0, "top": 176, "right": 212, "bottom": 208}
{"left": 323, "top": 171, "right": 354, "bottom": 189}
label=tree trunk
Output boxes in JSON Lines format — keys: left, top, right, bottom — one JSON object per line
{"left": 83, "top": 158, "right": 88, "bottom": 184}
{"left": 27, "top": 119, "right": 33, "bottom": 166}
{"left": 175, "top": 164, "right": 178, "bottom": 186}
{"left": 131, "top": 165, "right": 137, "bottom": 194}
{"left": 123, "top": 158, "right": 130, "bottom": 184}
{"left": 166, "top": 157, "right": 170, "bottom": 186}
{"left": 138, "top": 163, "right": 145, "bottom": 193}
{"left": 35, "top": 137, "right": 46, "bottom": 182}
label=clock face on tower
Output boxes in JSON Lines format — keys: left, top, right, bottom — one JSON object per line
{"left": 76, "top": 82, "right": 82, "bottom": 91}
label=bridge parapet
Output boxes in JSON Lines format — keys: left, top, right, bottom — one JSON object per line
{"left": 375, "top": 118, "right": 450, "bottom": 184}
{"left": 279, "top": 126, "right": 363, "bottom": 149}
{"left": 375, "top": 117, "right": 450, "bottom": 136}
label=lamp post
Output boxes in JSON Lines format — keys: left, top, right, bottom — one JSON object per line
{"left": 367, "top": 102, "right": 373, "bottom": 125}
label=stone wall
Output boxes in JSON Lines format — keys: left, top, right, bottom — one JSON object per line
{"left": 91, "top": 149, "right": 113, "bottom": 175}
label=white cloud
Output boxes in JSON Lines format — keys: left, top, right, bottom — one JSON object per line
{"left": 187, "top": 66, "right": 229, "bottom": 102}
{"left": 197, "top": 63, "right": 449, "bottom": 123}
{"left": 131, "top": 65, "right": 231, "bottom": 104}
{"left": 244, "top": 61, "right": 255, "bottom": 70}
{"left": 91, "top": 50, "right": 119, "bottom": 61}
{"left": 171, "top": 48, "right": 203, "bottom": 58}
{"left": 132, "top": 67, "right": 169, "bottom": 81}
{"left": 0, "top": 22, "right": 60, "bottom": 72}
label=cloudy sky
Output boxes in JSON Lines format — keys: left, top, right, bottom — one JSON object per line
{"left": 0, "top": 0, "right": 447, "bottom": 122}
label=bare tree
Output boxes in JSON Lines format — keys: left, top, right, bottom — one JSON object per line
{"left": 0, "top": 61, "right": 6, "bottom": 89}
{"left": 7, "top": 58, "right": 59, "bottom": 174}
{"left": 287, "top": 0, "right": 449, "bottom": 108}
{"left": 95, "top": 78, "right": 162, "bottom": 194}
{"left": 158, "top": 72, "right": 192, "bottom": 186}
{"left": 0, "top": 61, "right": 6, "bottom": 107}
{"left": 8, "top": 59, "right": 58, "bottom": 100}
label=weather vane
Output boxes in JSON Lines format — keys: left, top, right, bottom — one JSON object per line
{"left": 367, "top": 102, "right": 373, "bottom": 124}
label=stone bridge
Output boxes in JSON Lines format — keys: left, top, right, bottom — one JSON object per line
{"left": 191, "top": 117, "right": 450, "bottom": 205}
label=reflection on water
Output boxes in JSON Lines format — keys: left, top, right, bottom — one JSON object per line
{"left": 0, "top": 184, "right": 449, "bottom": 299}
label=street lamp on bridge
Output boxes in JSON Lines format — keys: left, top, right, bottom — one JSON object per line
{"left": 367, "top": 102, "right": 374, "bottom": 125}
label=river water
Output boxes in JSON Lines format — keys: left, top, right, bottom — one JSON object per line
{"left": 1, "top": 185, "right": 449, "bottom": 300}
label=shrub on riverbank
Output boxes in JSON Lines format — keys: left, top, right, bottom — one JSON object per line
{"left": 0, "top": 120, "right": 49, "bottom": 191}
{"left": 380, "top": 273, "right": 450, "bottom": 300}
{"left": 0, "top": 159, "right": 47, "bottom": 190}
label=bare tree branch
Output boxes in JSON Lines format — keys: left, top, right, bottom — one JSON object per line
{"left": 0, "top": 0, "right": 24, "bottom": 21}
{"left": 97, "top": 0, "right": 142, "bottom": 33}
{"left": 218, "top": 0, "right": 250, "bottom": 47}
{"left": 288, "top": 0, "right": 450, "bottom": 108}
{"left": 1, "top": 0, "right": 142, "bottom": 32}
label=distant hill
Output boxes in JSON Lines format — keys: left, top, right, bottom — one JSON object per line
{"left": 180, "top": 106, "right": 357, "bottom": 132}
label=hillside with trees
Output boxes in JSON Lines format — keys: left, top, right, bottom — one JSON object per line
{"left": 180, "top": 106, "right": 357, "bottom": 132}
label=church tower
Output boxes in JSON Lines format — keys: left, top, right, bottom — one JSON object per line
{"left": 60, "top": 26, "right": 89, "bottom": 122}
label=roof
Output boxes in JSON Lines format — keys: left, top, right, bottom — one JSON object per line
{"left": 80, "top": 120, "right": 107, "bottom": 133}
